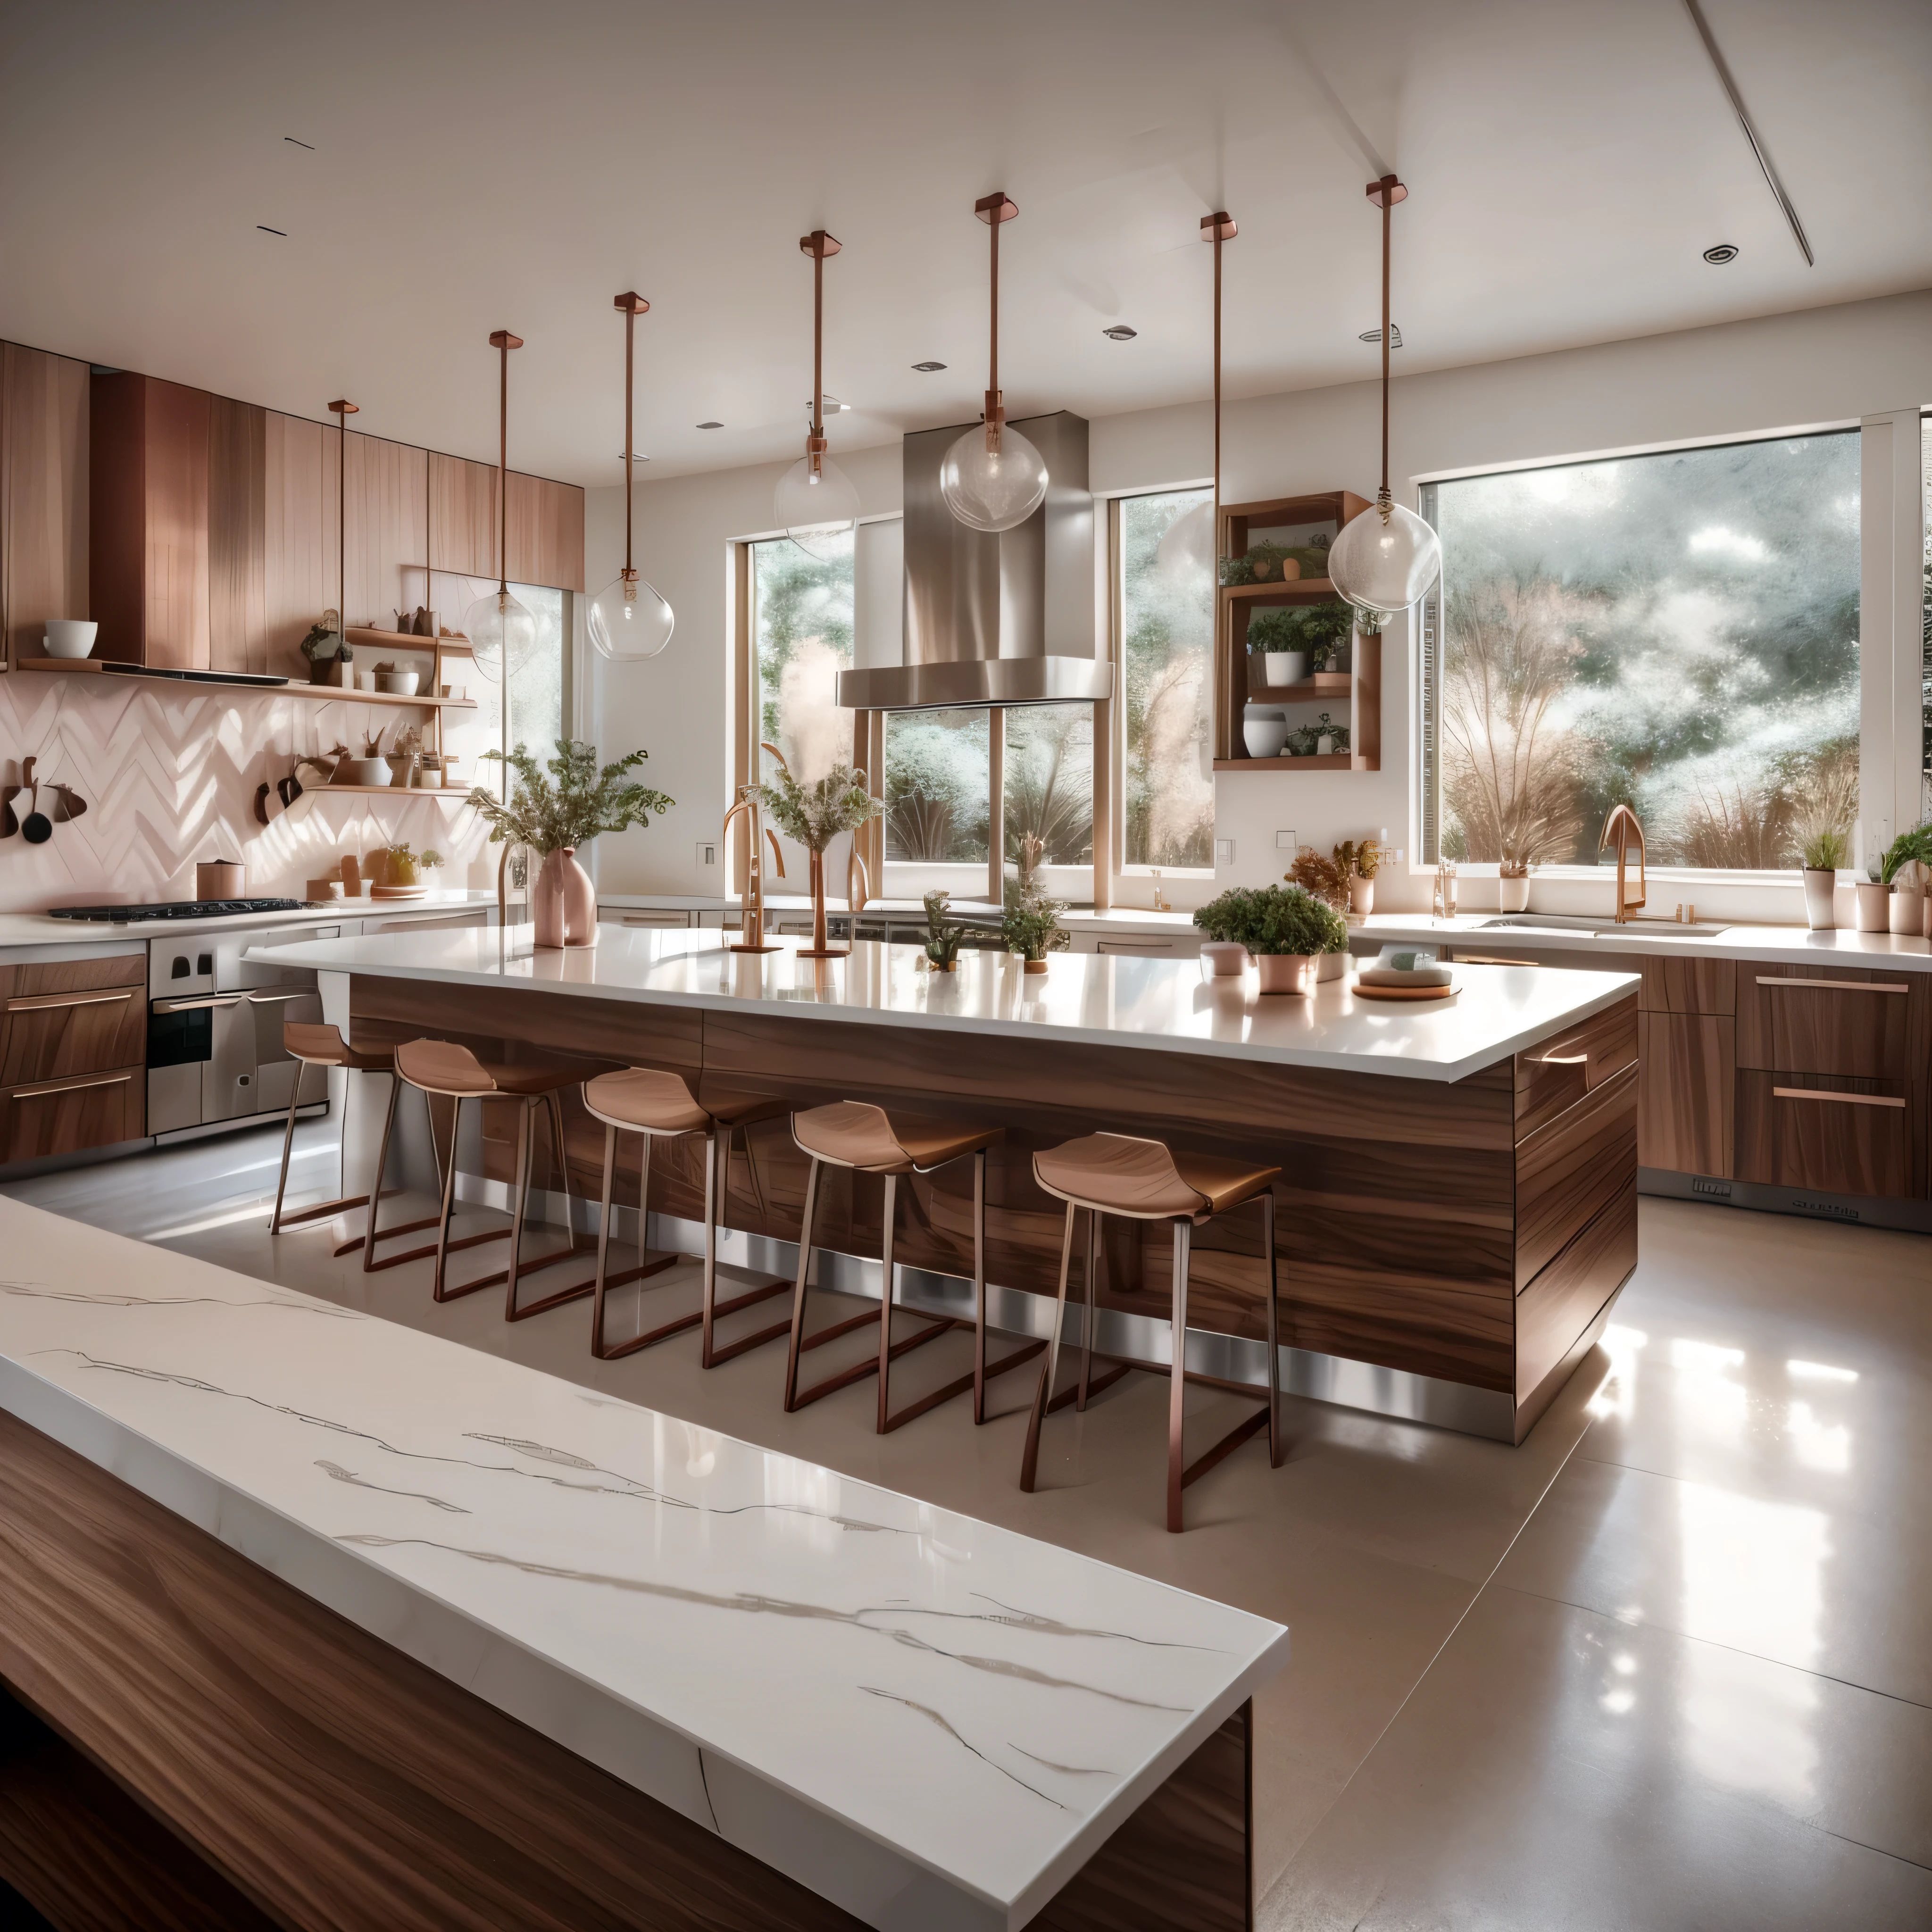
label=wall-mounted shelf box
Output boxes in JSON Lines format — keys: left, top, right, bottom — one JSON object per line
{"left": 17, "top": 658, "right": 477, "bottom": 711}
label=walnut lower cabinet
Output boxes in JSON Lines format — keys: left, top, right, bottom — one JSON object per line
{"left": 1638, "top": 1012, "right": 1734, "bottom": 1178}
{"left": 0, "top": 951, "right": 146, "bottom": 1162}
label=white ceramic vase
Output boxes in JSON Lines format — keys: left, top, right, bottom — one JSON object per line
{"left": 1265, "top": 650, "right": 1307, "bottom": 687}
{"left": 1499, "top": 874, "right": 1530, "bottom": 914}
{"left": 1243, "top": 716, "right": 1288, "bottom": 758}
{"left": 1889, "top": 888, "right": 1924, "bottom": 936}
{"left": 1800, "top": 868, "right": 1836, "bottom": 931}
{"left": 1854, "top": 881, "right": 1890, "bottom": 933}
{"left": 1348, "top": 876, "right": 1374, "bottom": 916}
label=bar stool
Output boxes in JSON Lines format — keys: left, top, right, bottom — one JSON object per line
{"left": 375, "top": 1040, "right": 606, "bottom": 1319}
{"left": 785, "top": 1101, "right": 1041, "bottom": 1433}
{"left": 1022, "top": 1132, "right": 1282, "bottom": 1532}
{"left": 269, "top": 1022, "right": 397, "bottom": 1238}
{"left": 580, "top": 1068, "right": 793, "bottom": 1365}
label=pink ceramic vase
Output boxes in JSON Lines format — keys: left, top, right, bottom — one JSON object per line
{"left": 533, "top": 846, "right": 595, "bottom": 949}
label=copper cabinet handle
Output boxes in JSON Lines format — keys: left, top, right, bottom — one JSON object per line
{"left": 1771, "top": 1085, "right": 1906, "bottom": 1109}
{"left": 4, "top": 988, "right": 136, "bottom": 1012}
{"left": 11, "top": 1070, "right": 133, "bottom": 1100}
{"left": 1755, "top": 976, "right": 1908, "bottom": 994}
{"left": 151, "top": 993, "right": 245, "bottom": 1015}
{"left": 1457, "top": 955, "right": 1537, "bottom": 967}
{"left": 1532, "top": 1052, "right": 1589, "bottom": 1065}
{"left": 242, "top": 989, "right": 312, "bottom": 1004}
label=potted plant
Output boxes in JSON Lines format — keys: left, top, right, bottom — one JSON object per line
{"left": 1193, "top": 883, "right": 1346, "bottom": 993}
{"left": 1314, "top": 711, "right": 1349, "bottom": 757}
{"left": 383, "top": 843, "right": 443, "bottom": 889}
{"left": 468, "top": 739, "right": 673, "bottom": 949}
{"left": 1246, "top": 609, "right": 1307, "bottom": 688}
{"left": 749, "top": 746, "right": 883, "bottom": 958}
{"left": 1877, "top": 825, "right": 1932, "bottom": 934}
{"left": 299, "top": 608, "right": 345, "bottom": 684}
{"left": 1335, "top": 837, "right": 1382, "bottom": 916}
{"left": 1001, "top": 833, "right": 1068, "bottom": 973}
{"left": 1799, "top": 828, "right": 1845, "bottom": 931}
{"left": 922, "top": 889, "right": 965, "bottom": 971}
{"left": 1499, "top": 851, "right": 1532, "bottom": 915}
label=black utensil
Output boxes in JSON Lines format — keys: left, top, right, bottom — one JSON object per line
{"left": 255, "top": 783, "right": 272, "bottom": 825}
{"left": 0, "top": 787, "right": 17, "bottom": 839}
{"left": 19, "top": 758, "right": 50, "bottom": 844}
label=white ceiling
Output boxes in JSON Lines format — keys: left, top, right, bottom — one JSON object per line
{"left": 4, "top": 0, "right": 1928, "bottom": 488}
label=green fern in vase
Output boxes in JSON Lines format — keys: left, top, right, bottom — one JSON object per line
{"left": 467, "top": 739, "right": 673, "bottom": 853}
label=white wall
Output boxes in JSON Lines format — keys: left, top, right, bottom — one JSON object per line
{"left": 584, "top": 289, "right": 1932, "bottom": 914}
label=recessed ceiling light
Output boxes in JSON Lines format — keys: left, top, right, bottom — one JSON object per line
{"left": 256, "top": 225, "right": 288, "bottom": 237}
{"left": 1102, "top": 325, "right": 1137, "bottom": 341}
{"left": 1358, "top": 325, "right": 1404, "bottom": 348}
{"left": 912, "top": 361, "right": 946, "bottom": 373}
{"left": 283, "top": 135, "right": 315, "bottom": 151}
{"left": 1703, "top": 242, "right": 1740, "bottom": 265}
{"left": 696, "top": 420, "right": 724, "bottom": 429}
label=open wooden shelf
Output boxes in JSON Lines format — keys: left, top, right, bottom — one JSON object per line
{"left": 1243, "top": 671, "right": 1353, "bottom": 704}
{"left": 18, "top": 658, "right": 477, "bottom": 710}
{"left": 1220, "top": 578, "right": 1341, "bottom": 600}
{"left": 1214, "top": 753, "right": 1374, "bottom": 773}
{"left": 291, "top": 784, "right": 472, "bottom": 802}
{"left": 345, "top": 626, "right": 475, "bottom": 657}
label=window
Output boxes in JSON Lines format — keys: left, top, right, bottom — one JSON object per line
{"left": 1921, "top": 414, "right": 1931, "bottom": 824}
{"left": 1420, "top": 433, "right": 1861, "bottom": 869}
{"left": 1005, "top": 707, "right": 1092, "bottom": 866}
{"left": 750, "top": 531, "right": 854, "bottom": 784}
{"left": 1120, "top": 489, "right": 1214, "bottom": 870}
{"left": 439, "top": 575, "right": 564, "bottom": 768}
{"left": 884, "top": 709, "right": 989, "bottom": 864}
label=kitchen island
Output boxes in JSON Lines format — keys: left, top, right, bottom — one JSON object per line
{"left": 257, "top": 926, "right": 1642, "bottom": 1444}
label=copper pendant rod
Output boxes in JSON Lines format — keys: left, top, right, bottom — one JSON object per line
{"left": 974, "top": 193, "right": 1016, "bottom": 450}
{"left": 988, "top": 207, "right": 999, "bottom": 406}
{"left": 487, "top": 328, "right": 523, "bottom": 592}
{"left": 613, "top": 293, "right": 648, "bottom": 578}
{"left": 328, "top": 399, "right": 358, "bottom": 633}
{"left": 1199, "top": 214, "right": 1236, "bottom": 573}
{"left": 813, "top": 245, "right": 824, "bottom": 442}
{"left": 1365, "top": 175, "right": 1405, "bottom": 516}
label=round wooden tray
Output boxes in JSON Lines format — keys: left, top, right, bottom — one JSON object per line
{"left": 369, "top": 884, "right": 428, "bottom": 900}
{"left": 1351, "top": 980, "right": 1458, "bottom": 1001}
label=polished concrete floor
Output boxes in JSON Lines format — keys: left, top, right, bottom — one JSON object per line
{"left": 9, "top": 1126, "right": 1930, "bottom": 1929}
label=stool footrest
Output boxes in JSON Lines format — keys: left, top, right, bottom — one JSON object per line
{"left": 379, "top": 1222, "right": 509, "bottom": 1280}
{"left": 788, "top": 1313, "right": 957, "bottom": 1412}
{"left": 505, "top": 1236, "right": 602, "bottom": 1322}
{"left": 704, "top": 1315, "right": 795, "bottom": 1367}
{"left": 272, "top": 1191, "right": 368, "bottom": 1233}
{"left": 1180, "top": 1400, "right": 1272, "bottom": 1491}
{"left": 1047, "top": 1358, "right": 1128, "bottom": 1414}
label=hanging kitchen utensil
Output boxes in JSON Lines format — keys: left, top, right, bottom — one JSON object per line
{"left": 19, "top": 759, "right": 51, "bottom": 844}
{"left": 49, "top": 783, "right": 88, "bottom": 821}
{"left": 0, "top": 786, "right": 18, "bottom": 839}
{"left": 254, "top": 783, "right": 273, "bottom": 825}
{"left": 278, "top": 765, "right": 303, "bottom": 808}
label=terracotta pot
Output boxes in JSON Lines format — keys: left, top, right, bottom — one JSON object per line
{"left": 1348, "top": 876, "right": 1374, "bottom": 916}
{"left": 1499, "top": 873, "right": 1530, "bottom": 914}
{"left": 1889, "top": 888, "right": 1924, "bottom": 936}
{"left": 1023, "top": 957, "right": 1049, "bottom": 975}
{"left": 1254, "top": 953, "right": 1313, "bottom": 995}
{"left": 1801, "top": 868, "right": 1836, "bottom": 931}
{"left": 1199, "top": 941, "right": 1248, "bottom": 977}
{"left": 1854, "top": 881, "right": 1890, "bottom": 933}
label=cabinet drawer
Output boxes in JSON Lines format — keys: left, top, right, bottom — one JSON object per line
{"left": 0, "top": 951, "right": 146, "bottom": 1003}
{"left": 1736, "top": 1071, "right": 1914, "bottom": 1198}
{"left": 1737, "top": 966, "right": 1920, "bottom": 1077}
{"left": 0, "top": 982, "right": 146, "bottom": 1084}
{"left": 0, "top": 1064, "right": 144, "bottom": 1163}
{"left": 1515, "top": 994, "right": 1638, "bottom": 1139}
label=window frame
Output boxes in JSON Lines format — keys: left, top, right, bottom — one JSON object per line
{"left": 1413, "top": 419, "right": 1882, "bottom": 884}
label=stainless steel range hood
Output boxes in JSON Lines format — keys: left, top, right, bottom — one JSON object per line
{"left": 836, "top": 411, "right": 1112, "bottom": 710}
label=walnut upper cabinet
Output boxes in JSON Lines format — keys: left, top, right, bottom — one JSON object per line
{"left": 1, "top": 342, "right": 91, "bottom": 669}
{"left": 431, "top": 453, "right": 583, "bottom": 592}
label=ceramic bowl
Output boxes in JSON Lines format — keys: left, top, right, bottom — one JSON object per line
{"left": 332, "top": 757, "right": 391, "bottom": 787}
{"left": 375, "top": 670, "right": 421, "bottom": 696}
{"left": 42, "top": 620, "right": 98, "bottom": 659}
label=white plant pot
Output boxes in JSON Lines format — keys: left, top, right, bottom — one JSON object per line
{"left": 1498, "top": 874, "right": 1530, "bottom": 914}
{"left": 1265, "top": 650, "right": 1307, "bottom": 687}
{"left": 1854, "top": 881, "right": 1890, "bottom": 932}
{"left": 1199, "top": 941, "right": 1248, "bottom": 978}
{"left": 1889, "top": 888, "right": 1924, "bottom": 935}
{"left": 1348, "top": 876, "right": 1374, "bottom": 916}
{"left": 1255, "top": 952, "right": 1313, "bottom": 995}
{"left": 1316, "top": 949, "right": 1349, "bottom": 982}
{"left": 1800, "top": 868, "right": 1836, "bottom": 931}
{"left": 1243, "top": 716, "right": 1288, "bottom": 758}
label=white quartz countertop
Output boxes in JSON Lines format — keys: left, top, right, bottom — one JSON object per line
{"left": 1357, "top": 912, "right": 1932, "bottom": 972}
{"left": 250, "top": 924, "right": 1639, "bottom": 1082}
{"left": 0, "top": 891, "right": 494, "bottom": 951}
{"left": 0, "top": 1199, "right": 1285, "bottom": 1930}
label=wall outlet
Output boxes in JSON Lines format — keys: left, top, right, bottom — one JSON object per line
{"left": 1215, "top": 838, "right": 1235, "bottom": 866}
{"left": 1274, "top": 828, "right": 1298, "bottom": 851}
{"left": 696, "top": 840, "right": 718, "bottom": 869}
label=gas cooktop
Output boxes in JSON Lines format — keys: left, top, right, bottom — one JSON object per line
{"left": 49, "top": 898, "right": 308, "bottom": 924}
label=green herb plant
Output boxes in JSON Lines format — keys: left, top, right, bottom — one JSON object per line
{"left": 747, "top": 744, "right": 881, "bottom": 854}
{"left": 922, "top": 889, "right": 966, "bottom": 968}
{"left": 468, "top": 740, "right": 673, "bottom": 853}
{"left": 1001, "top": 832, "right": 1069, "bottom": 961}
{"left": 1801, "top": 828, "right": 1849, "bottom": 873}
{"left": 1192, "top": 884, "right": 1347, "bottom": 957}
{"left": 1877, "top": 824, "right": 1932, "bottom": 884}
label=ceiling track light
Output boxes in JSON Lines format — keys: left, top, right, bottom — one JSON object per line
{"left": 939, "top": 192, "right": 1049, "bottom": 533}
{"left": 1326, "top": 175, "right": 1441, "bottom": 616}
{"left": 461, "top": 330, "right": 538, "bottom": 682}
{"left": 589, "top": 294, "right": 675, "bottom": 661}
{"left": 774, "top": 231, "right": 861, "bottom": 558}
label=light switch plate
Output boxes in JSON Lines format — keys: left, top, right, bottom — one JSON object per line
{"left": 1215, "top": 838, "right": 1235, "bottom": 866}
{"left": 1275, "top": 828, "right": 1298, "bottom": 850}
{"left": 696, "top": 841, "right": 718, "bottom": 868}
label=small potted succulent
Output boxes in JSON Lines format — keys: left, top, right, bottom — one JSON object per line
{"left": 1335, "top": 837, "right": 1382, "bottom": 916}
{"left": 1799, "top": 828, "right": 1845, "bottom": 932}
{"left": 300, "top": 608, "right": 346, "bottom": 684}
{"left": 922, "top": 888, "right": 965, "bottom": 971}
{"left": 1192, "top": 883, "right": 1347, "bottom": 994}
{"left": 1001, "top": 834, "right": 1068, "bottom": 973}
{"left": 1499, "top": 850, "right": 1532, "bottom": 915}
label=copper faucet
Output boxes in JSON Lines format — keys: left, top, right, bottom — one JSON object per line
{"left": 1599, "top": 804, "right": 1647, "bottom": 923}
{"left": 721, "top": 784, "right": 785, "bottom": 953}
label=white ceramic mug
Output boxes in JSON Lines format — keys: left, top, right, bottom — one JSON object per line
{"left": 42, "top": 620, "right": 99, "bottom": 659}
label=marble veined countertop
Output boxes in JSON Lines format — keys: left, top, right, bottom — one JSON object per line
{"left": 250, "top": 924, "right": 1637, "bottom": 1082}
{"left": 0, "top": 1198, "right": 1284, "bottom": 1931}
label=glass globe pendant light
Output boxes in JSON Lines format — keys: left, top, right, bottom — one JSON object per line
{"left": 588, "top": 292, "right": 675, "bottom": 659}
{"left": 1327, "top": 175, "right": 1441, "bottom": 614}
{"left": 940, "top": 191, "right": 1049, "bottom": 534}
{"left": 774, "top": 230, "right": 861, "bottom": 559}
{"left": 462, "top": 328, "right": 538, "bottom": 683}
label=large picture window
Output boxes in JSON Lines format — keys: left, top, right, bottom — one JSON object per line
{"left": 750, "top": 531, "right": 855, "bottom": 785}
{"left": 1120, "top": 489, "right": 1215, "bottom": 871}
{"left": 1420, "top": 432, "right": 1861, "bottom": 870}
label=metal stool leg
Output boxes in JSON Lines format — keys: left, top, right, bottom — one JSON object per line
{"left": 430, "top": 1096, "right": 470, "bottom": 1301}
{"left": 1067, "top": 1209, "right": 1127, "bottom": 1414}
{"left": 590, "top": 1120, "right": 620, "bottom": 1355}
{"left": 968, "top": 1145, "right": 1044, "bottom": 1424}
{"left": 364, "top": 1081, "right": 502, "bottom": 1273}
{"left": 1167, "top": 1218, "right": 1191, "bottom": 1533}
{"left": 874, "top": 1172, "right": 898, "bottom": 1432}
{"left": 699, "top": 1122, "right": 792, "bottom": 1369}
{"left": 1019, "top": 1201, "right": 1078, "bottom": 1492}
{"left": 268, "top": 1079, "right": 304, "bottom": 1235}
{"left": 504, "top": 1094, "right": 597, "bottom": 1322}
{"left": 783, "top": 1158, "right": 824, "bottom": 1411}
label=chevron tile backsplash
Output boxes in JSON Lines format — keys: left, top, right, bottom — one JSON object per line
{"left": 0, "top": 677, "right": 494, "bottom": 908}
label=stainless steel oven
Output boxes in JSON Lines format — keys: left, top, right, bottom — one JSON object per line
{"left": 146, "top": 925, "right": 336, "bottom": 1141}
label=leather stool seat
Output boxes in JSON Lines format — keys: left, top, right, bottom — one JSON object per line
{"left": 397, "top": 1039, "right": 608, "bottom": 1098}
{"left": 1024, "top": 1131, "right": 1283, "bottom": 1532}
{"left": 784, "top": 1101, "right": 1037, "bottom": 1433}
{"left": 282, "top": 1021, "right": 396, "bottom": 1074}
{"left": 578, "top": 1070, "right": 793, "bottom": 1366}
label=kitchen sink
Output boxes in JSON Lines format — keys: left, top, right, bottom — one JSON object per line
{"left": 1477, "top": 916, "right": 1733, "bottom": 941}
{"left": 1476, "top": 915, "right": 1602, "bottom": 932}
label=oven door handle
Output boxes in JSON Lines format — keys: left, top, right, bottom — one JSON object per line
{"left": 241, "top": 988, "right": 313, "bottom": 1004}
{"left": 151, "top": 993, "right": 246, "bottom": 1015}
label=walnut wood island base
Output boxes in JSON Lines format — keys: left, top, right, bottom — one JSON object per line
{"left": 278, "top": 926, "right": 1645, "bottom": 1445}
